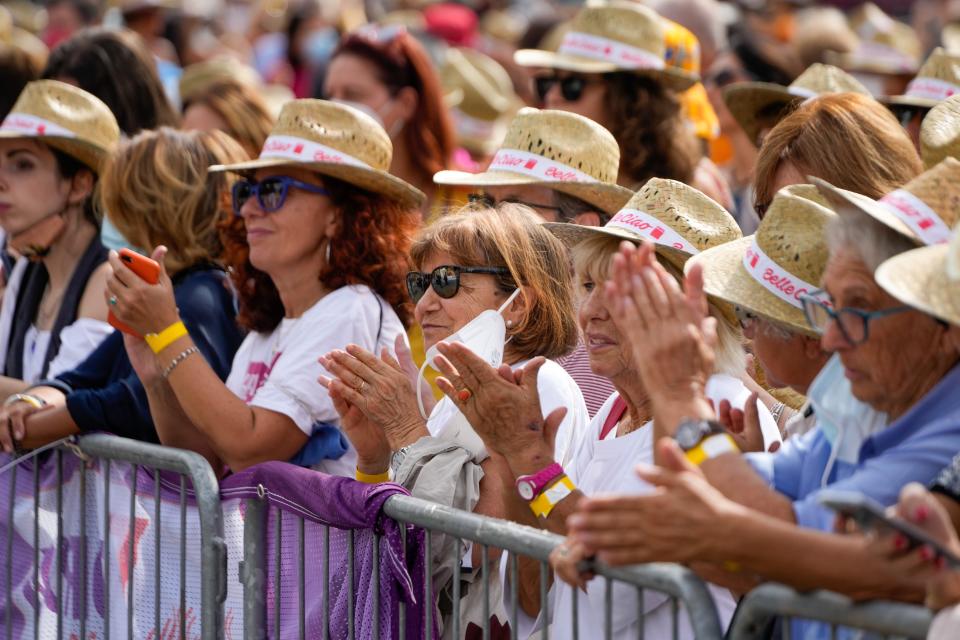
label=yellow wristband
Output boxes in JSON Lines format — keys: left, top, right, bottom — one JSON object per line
{"left": 145, "top": 321, "right": 188, "bottom": 354}
{"left": 355, "top": 467, "right": 390, "bottom": 484}
{"left": 529, "top": 475, "right": 576, "bottom": 518}
{"left": 685, "top": 433, "right": 739, "bottom": 466}
{"left": 4, "top": 393, "right": 46, "bottom": 409}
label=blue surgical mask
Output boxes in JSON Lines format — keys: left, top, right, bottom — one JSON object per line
{"left": 807, "top": 354, "right": 888, "bottom": 485}
{"left": 302, "top": 27, "right": 339, "bottom": 67}
{"left": 100, "top": 217, "right": 138, "bottom": 253}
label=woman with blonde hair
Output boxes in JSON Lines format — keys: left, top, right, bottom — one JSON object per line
{"left": 753, "top": 92, "right": 923, "bottom": 216}
{"left": 0, "top": 127, "right": 247, "bottom": 452}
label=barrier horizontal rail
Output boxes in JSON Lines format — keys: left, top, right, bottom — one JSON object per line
{"left": 1, "top": 434, "right": 227, "bottom": 640}
{"left": 726, "top": 582, "right": 934, "bottom": 640}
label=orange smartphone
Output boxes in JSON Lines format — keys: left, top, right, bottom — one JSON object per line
{"left": 108, "top": 248, "right": 161, "bottom": 337}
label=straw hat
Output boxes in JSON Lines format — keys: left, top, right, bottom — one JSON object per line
{"left": 513, "top": 3, "right": 697, "bottom": 92}
{"left": 209, "top": 99, "right": 425, "bottom": 210}
{"left": 0, "top": 5, "right": 48, "bottom": 72}
{"left": 920, "top": 94, "right": 960, "bottom": 168}
{"left": 876, "top": 223, "right": 960, "bottom": 325}
{"left": 0, "top": 80, "right": 120, "bottom": 175}
{"left": 724, "top": 63, "right": 872, "bottom": 145}
{"left": 944, "top": 23, "right": 960, "bottom": 55}
{"left": 433, "top": 107, "right": 632, "bottom": 214}
{"left": 884, "top": 48, "right": 960, "bottom": 109}
{"left": 826, "top": 3, "right": 920, "bottom": 76}
{"left": 441, "top": 48, "right": 519, "bottom": 156}
{"left": 687, "top": 184, "right": 836, "bottom": 335}
{"left": 813, "top": 157, "right": 960, "bottom": 246}
{"left": 543, "top": 177, "right": 741, "bottom": 270}
{"left": 179, "top": 56, "right": 263, "bottom": 104}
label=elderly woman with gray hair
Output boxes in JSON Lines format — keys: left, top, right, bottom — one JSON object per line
{"left": 432, "top": 179, "right": 781, "bottom": 639}
{"left": 552, "top": 159, "right": 960, "bottom": 639}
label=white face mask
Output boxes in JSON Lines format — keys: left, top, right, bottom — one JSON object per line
{"left": 416, "top": 288, "right": 521, "bottom": 421}
{"left": 806, "top": 354, "right": 888, "bottom": 486}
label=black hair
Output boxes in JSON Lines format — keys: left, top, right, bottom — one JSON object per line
{"left": 42, "top": 27, "right": 178, "bottom": 135}
{"left": 0, "top": 46, "right": 38, "bottom": 119}
{"left": 51, "top": 147, "right": 98, "bottom": 226}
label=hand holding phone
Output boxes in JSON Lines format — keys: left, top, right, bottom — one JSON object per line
{"left": 819, "top": 489, "right": 960, "bottom": 568}
{"left": 108, "top": 248, "right": 161, "bottom": 337}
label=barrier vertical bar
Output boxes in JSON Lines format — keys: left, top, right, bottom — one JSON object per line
{"left": 373, "top": 533, "right": 381, "bottom": 638}
{"left": 452, "top": 538, "right": 461, "bottom": 640}
{"left": 398, "top": 523, "right": 406, "bottom": 640}
{"left": 79, "top": 461, "right": 88, "bottom": 640}
{"left": 482, "top": 545, "right": 490, "bottom": 640}
{"left": 348, "top": 529, "right": 355, "bottom": 640}
{"left": 604, "top": 577, "right": 613, "bottom": 640}
{"left": 671, "top": 597, "right": 679, "bottom": 640}
{"left": 179, "top": 475, "right": 187, "bottom": 640}
{"left": 509, "top": 553, "right": 518, "bottom": 640}
{"left": 154, "top": 470, "right": 161, "bottom": 639}
{"left": 127, "top": 464, "right": 138, "bottom": 640}
{"left": 298, "top": 516, "right": 305, "bottom": 640}
{"left": 103, "top": 459, "right": 110, "bottom": 640}
{"left": 55, "top": 451, "right": 63, "bottom": 640}
{"left": 572, "top": 577, "right": 579, "bottom": 640}
{"left": 241, "top": 496, "right": 267, "bottom": 640}
{"left": 540, "top": 561, "right": 549, "bottom": 640}
{"left": 274, "top": 509, "right": 281, "bottom": 640}
{"left": 424, "top": 531, "right": 433, "bottom": 640}
{"left": 322, "top": 525, "right": 329, "bottom": 640}
{"left": 5, "top": 464, "right": 15, "bottom": 640}
{"left": 636, "top": 589, "right": 644, "bottom": 640}
{"left": 33, "top": 461, "right": 39, "bottom": 640}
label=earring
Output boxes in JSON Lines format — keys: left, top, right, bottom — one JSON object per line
{"left": 506, "top": 320, "right": 513, "bottom": 328}
{"left": 325, "top": 241, "right": 331, "bottom": 264}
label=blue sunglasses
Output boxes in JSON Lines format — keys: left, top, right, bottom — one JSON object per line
{"left": 231, "top": 176, "right": 328, "bottom": 216}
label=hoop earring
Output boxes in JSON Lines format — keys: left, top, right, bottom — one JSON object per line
{"left": 325, "top": 241, "right": 331, "bottom": 265}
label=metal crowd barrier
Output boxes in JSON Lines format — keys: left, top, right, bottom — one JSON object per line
{"left": 1, "top": 434, "right": 226, "bottom": 640}
{"left": 239, "top": 490, "right": 726, "bottom": 639}
{"left": 726, "top": 582, "right": 935, "bottom": 640}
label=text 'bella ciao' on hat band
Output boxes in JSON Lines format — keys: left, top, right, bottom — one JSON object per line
{"left": 258, "top": 134, "right": 371, "bottom": 169}
{"left": 487, "top": 148, "right": 596, "bottom": 183}
{"left": 557, "top": 31, "right": 665, "bottom": 71}
{"left": 742, "top": 237, "right": 821, "bottom": 310}
{"left": 879, "top": 189, "right": 953, "bottom": 245}
{"left": 605, "top": 209, "right": 700, "bottom": 254}
{"left": 1, "top": 113, "right": 77, "bottom": 138}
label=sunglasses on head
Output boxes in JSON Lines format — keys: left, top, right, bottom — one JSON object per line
{"left": 534, "top": 74, "right": 594, "bottom": 102}
{"left": 406, "top": 265, "right": 512, "bottom": 303}
{"left": 232, "top": 175, "right": 329, "bottom": 216}
{"left": 468, "top": 192, "right": 562, "bottom": 215}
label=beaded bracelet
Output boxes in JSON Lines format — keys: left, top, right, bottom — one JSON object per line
{"left": 162, "top": 346, "right": 199, "bottom": 379}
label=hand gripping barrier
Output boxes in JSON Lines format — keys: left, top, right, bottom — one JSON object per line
{"left": 1, "top": 434, "right": 226, "bottom": 640}
{"left": 726, "top": 582, "right": 934, "bottom": 640}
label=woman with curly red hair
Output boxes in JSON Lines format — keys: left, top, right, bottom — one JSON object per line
{"left": 323, "top": 24, "right": 456, "bottom": 214}
{"left": 105, "top": 100, "right": 423, "bottom": 476}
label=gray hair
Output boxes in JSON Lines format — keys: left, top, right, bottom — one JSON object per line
{"left": 827, "top": 206, "right": 918, "bottom": 272}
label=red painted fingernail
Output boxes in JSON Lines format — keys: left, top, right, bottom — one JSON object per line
{"left": 920, "top": 546, "right": 935, "bottom": 561}
{"left": 457, "top": 389, "right": 471, "bottom": 402}
{"left": 894, "top": 534, "right": 908, "bottom": 551}
{"left": 914, "top": 506, "right": 929, "bottom": 522}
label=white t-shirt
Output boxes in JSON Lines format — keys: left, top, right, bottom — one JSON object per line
{"left": 22, "top": 318, "right": 113, "bottom": 383}
{"left": 426, "top": 358, "right": 589, "bottom": 467}
{"left": 550, "top": 373, "right": 767, "bottom": 640}
{"left": 225, "top": 285, "right": 405, "bottom": 478}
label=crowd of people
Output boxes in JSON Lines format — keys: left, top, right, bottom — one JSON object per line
{"left": 1, "top": 0, "right": 960, "bottom": 637}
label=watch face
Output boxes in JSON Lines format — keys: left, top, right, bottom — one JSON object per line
{"left": 517, "top": 480, "right": 535, "bottom": 501}
{"left": 675, "top": 421, "right": 707, "bottom": 450}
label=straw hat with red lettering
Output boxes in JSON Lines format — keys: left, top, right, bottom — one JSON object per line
{"left": 0, "top": 79, "right": 120, "bottom": 174}
{"left": 209, "top": 99, "right": 425, "bottom": 210}
{"left": 433, "top": 107, "right": 633, "bottom": 214}
{"left": 686, "top": 184, "right": 836, "bottom": 335}
{"left": 884, "top": 48, "right": 960, "bottom": 109}
{"left": 724, "top": 63, "right": 872, "bottom": 145}
{"left": 920, "top": 94, "right": 960, "bottom": 168}
{"left": 543, "top": 177, "right": 741, "bottom": 270}
{"left": 441, "top": 47, "right": 519, "bottom": 156}
{"left": 876, "top": 222, "right": 960, "bottom": 326}
{"left": 826, "top": 3, "right": 921, "bottom": 76}
{"left": 513, "top": 3, "right": 697, "bottom": 92}
{"left": 813, "top": 157, "right": 960, "bottom": 247}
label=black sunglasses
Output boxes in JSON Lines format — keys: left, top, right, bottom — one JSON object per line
{"left": 534, "top": 74, "right": 594, "bottom": 102}
{"left": 406, "top": 265, "right": 511, "bottom": 303}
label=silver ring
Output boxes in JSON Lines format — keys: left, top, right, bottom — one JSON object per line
{"left": 108, "top": 295, "right": 118, "bottom": 306}
{"left": 358, "top": 381, "right": 367, "bottom": 394}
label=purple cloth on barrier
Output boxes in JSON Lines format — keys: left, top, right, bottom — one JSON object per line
{"left": 221, "top": 461, "right": 438, "bottom": 640}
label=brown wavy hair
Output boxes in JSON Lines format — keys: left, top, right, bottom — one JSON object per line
{"left": 100, "top": 127, "right": 248, "bottom": 276}
{"left": 332, "top": 30, "right": 455, "bottom": 183}
{"left": 181, "top": 80, "right": 274, "bottom": 159}
{"left": 409, "top": 203, "right": 578, "bottom": 361}
{"left": 220, "top": 175, "right": 418, "bottom": 333}
{"left": 604, "top": 72, "right": 700, "bottom": 188}
{"left": 754, "top": 93, "right": 923, "bottom": 212}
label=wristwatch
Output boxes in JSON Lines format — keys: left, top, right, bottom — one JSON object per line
{"left": 674, "top": 418, "right": 739, "bottom": 465}
{"left": 515, "top": 462, "right": 564, "bottom": 501}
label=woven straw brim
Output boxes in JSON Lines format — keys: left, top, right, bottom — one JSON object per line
{"left": 513, "top": 49, "right": 697, "bottom": 92}
{"left": 456, "top": 119, "right": 510, "bottom": 156}
{"left": 826, "top": 51, "right": 918, "bottom": 76}
{"left": 543, "top": 221, "right": 692, "bottom": 270}
{"left": 876, "top": 243, "right": 959, "bottom": 324}
{"left": 433, "top": 168, "right": 633, "bottom": 214}
{"left": 723, "top": 82, "right": 797, "bottom": 146}
{"left": 882, "top": 94, "right": 940, "bottom": 109}
{"left": 209, "top": 157, "right": 425, "bottom": 210}
{"left": 0, "top": 131, "right": 106, "bottom": 174}
{"left": 811, "top": 177, "right": 922, "bottom": 244}
{"left": 689, "top": 236, "right": 818, "bottom": 336}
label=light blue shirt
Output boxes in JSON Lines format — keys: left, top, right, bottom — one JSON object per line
{"left": 747, "top": 363, "right": 960, "bottom": 639}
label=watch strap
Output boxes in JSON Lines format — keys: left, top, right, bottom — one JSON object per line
{"left": 529, "top": 475, "right": 576, "bottom": 518}
{"left": 515, "top": 462, "right": 565, "bottom": 499}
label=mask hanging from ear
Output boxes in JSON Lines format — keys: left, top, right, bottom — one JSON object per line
{"left": 10, "top": 213, "right": 67, "bottom": 260}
